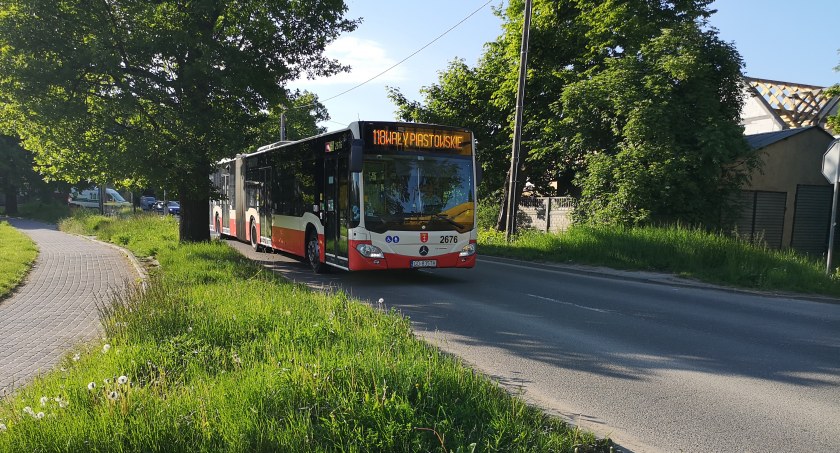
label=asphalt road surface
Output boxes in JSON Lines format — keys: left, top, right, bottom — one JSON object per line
{"left": 228, "top": 239, "right": 840, "bottom": 452}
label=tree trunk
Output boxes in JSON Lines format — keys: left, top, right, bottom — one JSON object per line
{"left": 4, "top": 183, "right": 18, "bottom": 215}
{"left": 179, "top": 194, "right": 211, "bottom": 243}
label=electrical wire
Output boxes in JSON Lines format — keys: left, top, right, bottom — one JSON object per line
{"left": 290, "top": 0, "right": 495, "bottom": 113}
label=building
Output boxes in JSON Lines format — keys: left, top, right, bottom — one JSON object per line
{"left": 741, "top": 77, "right": 839, "bottom": 137}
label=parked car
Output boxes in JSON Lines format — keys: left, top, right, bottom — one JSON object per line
{"left": 165, "top": 201, "right": 180, "bottom": 216}
{"left": 68, "top": 187, "right": 131, "bottom": 210}
{"left": 153, "top": 200, "right": 180, "bottom": 215}
{"left": 139, "top": 196, "right": 156, "bottom": 211}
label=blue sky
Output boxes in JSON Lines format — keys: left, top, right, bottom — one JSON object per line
{"left": 290, "top": 0, "right": 840, "bottom": 132}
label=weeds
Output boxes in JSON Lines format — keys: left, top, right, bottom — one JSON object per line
{"left": 480, "top": 224, "right": 840, "bottom": 296}
{"left": 0, "top": 213, "right": 610, "bottom": 452}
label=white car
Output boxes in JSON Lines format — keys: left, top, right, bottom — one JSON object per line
{"left": 68, "top": 187, "right": 131, "bottom": 210}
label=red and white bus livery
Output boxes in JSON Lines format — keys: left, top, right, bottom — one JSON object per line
{"left": 210, "top": 121, "right": 478, "bottom": 272}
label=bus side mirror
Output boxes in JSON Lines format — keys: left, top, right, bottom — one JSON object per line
{"left": 350, "top": 139, "right": 364, "bottom": 173}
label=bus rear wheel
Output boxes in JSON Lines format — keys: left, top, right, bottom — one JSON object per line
{"left": 250, "top": 221, "right": 260, "bottom": 252}
{"left": 306, "top": 231, "right": 325, "bottom": 274}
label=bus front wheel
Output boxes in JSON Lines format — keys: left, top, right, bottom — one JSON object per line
{"left": 306, "top": 231, "right": 326, "bottom": 274}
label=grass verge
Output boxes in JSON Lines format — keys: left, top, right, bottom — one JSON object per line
{"left": 0, "top": 201, "right": 71, "bottom": 225}
{"left": 0, "top": 213, "right": 609, "bottom": 452}
{"left": 0, "top": 221, "right": 38, "bottom": 301}
{"left": 479, "top": 225, "right": 840, "bottom": 297}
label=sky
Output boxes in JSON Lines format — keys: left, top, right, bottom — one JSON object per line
{"left": 289, "top": 0, "right": 840, "bottom": 133}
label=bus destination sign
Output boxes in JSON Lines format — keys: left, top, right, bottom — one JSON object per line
{"left": 369, "top": 126, "right": 471, "bottom": 154}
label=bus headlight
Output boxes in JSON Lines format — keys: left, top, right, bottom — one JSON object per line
{"left": 356, "top": 243, "right": 385, "bottom": 259}
{"left": 459, "top": 243, "right": 476, "bottom": 257}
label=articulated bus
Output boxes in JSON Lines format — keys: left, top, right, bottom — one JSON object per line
{"left": 210, "top": 121, "right": 477, "bottom": 272}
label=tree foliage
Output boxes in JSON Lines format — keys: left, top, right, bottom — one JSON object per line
{"left": 389, "top": 0, "right": 754, "bottom": 228}
{"left": 0, "top": 0, "right": 356, "bottom": 241}
{"left": 827, "top": 55, "right": 840, "bottom": 133}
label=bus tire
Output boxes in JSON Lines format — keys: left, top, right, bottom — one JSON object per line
{"left": 306, "top": 230, "right": 326, "bottom": 274}
{"left": 250, "top": 220, "right": 260, "bottom": 252}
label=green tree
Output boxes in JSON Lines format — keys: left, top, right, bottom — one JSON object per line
{"left": 0, "top": 0, "right": 356, "bottom": 241}
{"left": 827, "top": 55, "right": 840, "bottom": 133}
{"left": 566, "top": 22, "right": 756, "bottom": 226}
{"left": 253, "top": 90, "right": 330, "bottom": 146}
{"left": 0, "top": 135, "right": 29, "bottom": 215}
{"left": 389, "top": 0, "right": 752, "bottom": 229}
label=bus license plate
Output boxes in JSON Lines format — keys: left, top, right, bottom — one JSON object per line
{"left": 411, "top": 260, "right": 437, "bottom": 268}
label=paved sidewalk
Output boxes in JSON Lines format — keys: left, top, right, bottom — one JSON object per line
{"left": 0, "top": 218, "right": 141, "bottom": 397}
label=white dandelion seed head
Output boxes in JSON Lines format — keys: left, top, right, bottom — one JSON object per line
{"left": 39, "top": 396, "right": 48, "bottom": 406}
{"left": 117, "top": 376, "right": 128, "bottom": 385}
{"left": 36, "top": 412, "right": 44, "bottom": 419}
{"left": 108, "top": 391, "right": 119, "bottom": 401}
{"left": 72, "top": 353, "right": 80, "bottom": 362}
{"left": 22, "top": 406, "right": 34, "bottom": 416}
{"left": 87, "top": 382, "right": 96, "bottom": 391}
{"left": 102, "top": 344, "right": 111, "bottom": 353}
{"left": 187, "top": 326, "right": 193, "bottom": 332}
{"left": 378, "top": 298, "right": 384, "bottom": 304}
{"left": 103, "top": 378, "right": 112, "bottom": 385}
{"left": 0, "top": 423, "right": 6, "bottom": 432}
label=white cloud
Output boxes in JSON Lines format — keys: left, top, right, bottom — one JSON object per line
{"left": 293, "top": 36, "right": 408, "bottom": 87}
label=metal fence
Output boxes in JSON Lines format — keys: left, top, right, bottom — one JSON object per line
{"left": 517, "top": 197, "right": 575, "bottom": 233}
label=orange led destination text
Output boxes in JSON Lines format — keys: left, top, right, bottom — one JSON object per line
{"left": 372, "top": 129, "right": 465, "bottom": 149}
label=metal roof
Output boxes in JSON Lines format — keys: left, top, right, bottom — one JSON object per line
{"left": 745, "top": 127, "right": 819, "bottom": 150}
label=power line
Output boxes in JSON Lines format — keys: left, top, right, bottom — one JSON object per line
{"left": 290, "top": 0, "right": 494, "bottom": 113}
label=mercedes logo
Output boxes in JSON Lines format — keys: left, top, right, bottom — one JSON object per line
{"left": 419, "top": 246, "right": 429, "bottom": 256}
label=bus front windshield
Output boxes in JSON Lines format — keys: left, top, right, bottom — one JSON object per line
{"left": 363, "top": 154, "right": 475, "bottom": 234}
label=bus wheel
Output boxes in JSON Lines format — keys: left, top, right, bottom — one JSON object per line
{"left": 250, "top": 221, "right": 260, "bottom": 252}
{"left": 306, "top": 231, "right": 325, "bottom": 273}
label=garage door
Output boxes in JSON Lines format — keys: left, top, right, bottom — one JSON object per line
{"left": 734, "top": 191, "right": 786, "bottom": 249}
{"left": 791, "top": 185, "right": 833, "bottom": 256}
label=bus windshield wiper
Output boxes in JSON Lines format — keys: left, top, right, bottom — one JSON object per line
{"left": 431, "top": 214, "right": 464, "bottom": 229}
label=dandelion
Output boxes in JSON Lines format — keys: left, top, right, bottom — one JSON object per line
{"left": 22, "top": 406, "right": 34, "bottom": 417}
{"left": 87, "top": 382, "right": 96, "bottom": 391}
{"left": 232, "top": 353, "right": 242, "bottom": 365}
{"left": 40, "top": 396, "right": 48, "bottom": 406}
{"left": 72, "top": 353, "right": 80, "bottom": 361}
{"left": 55, "top": 397, "right": 68, "bottom": 408}
{"left": 107, "top": 391, "right": 119, "bottom": 401}
{"left": 187, "top": 326, "right": 193, "bottom": 332}
{"left": 378, "top": 298, "right": 385, "bottom": 305}
{"left": 0, "top": 423, "right": 6, "bottom": 432}
{"left": 117, "top": 375, "right": 128, "bottom": 385}
{"left": 102, "top": 344, "right": 111, "bottom": 353}
{"left": 36, "top": 412, "right": 44, "bottom": 419}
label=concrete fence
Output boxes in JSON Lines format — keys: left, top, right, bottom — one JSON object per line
{"left": 518, "top": 197, "right": 575, "bottom": 233}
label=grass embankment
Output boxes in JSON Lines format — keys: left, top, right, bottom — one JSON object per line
{"left": 480, "top": 225, "right": 840, "bottom": 297}
{"left": 0, "top": 212, "right": 607, "bottom": 452}
{"left": 0, "top": 221, "right": 38, "bottom": 300}
{"left": 0, "top": 201, "right": 71, "bottom": 225}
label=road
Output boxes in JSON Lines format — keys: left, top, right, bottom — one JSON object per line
{"left": 228, "top": 240, "right": 840, "bottom": 452}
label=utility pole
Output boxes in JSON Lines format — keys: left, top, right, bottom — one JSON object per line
{"left": 505, "top": 0, "right": 533, "bottom": 242}
{"left": 280, "top": 109, "right": 287, "bottom": 142}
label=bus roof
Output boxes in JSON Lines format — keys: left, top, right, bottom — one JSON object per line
{"left": 251, "top": 121, "right": 471, "bottom": 157}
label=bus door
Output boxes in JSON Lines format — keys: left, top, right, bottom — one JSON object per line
{"left": 324, "top": 153, "right": 349, "bottom": 268}
{"left": 259, "top": 167, "right": 272, "bottom": 245}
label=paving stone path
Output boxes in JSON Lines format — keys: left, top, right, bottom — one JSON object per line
{"left": 0, "top": 218, "right": 141, "bottom": 397}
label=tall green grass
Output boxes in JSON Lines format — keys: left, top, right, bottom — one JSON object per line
{"left": 0, "top": 213, "right": 608, "bottom": 452}
{"left": 0, "top": 221, "right": 38, "bottom": 300}
{"left": 0, "top": 201, "right": 71, "bottom": 225}
{"left": 480, "top": 225, "right": 840, "bottom": 296}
